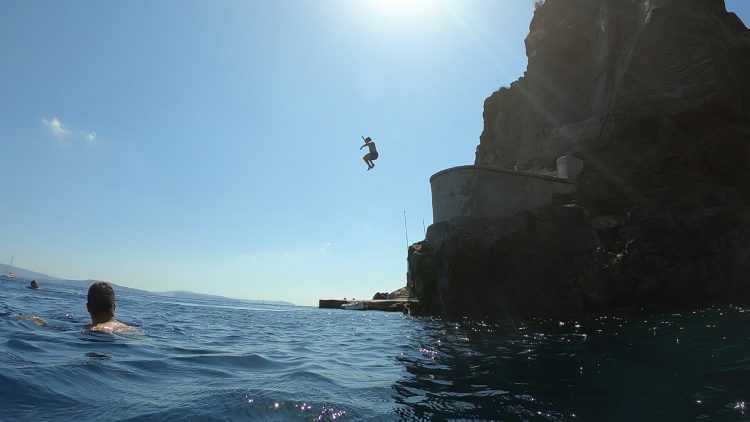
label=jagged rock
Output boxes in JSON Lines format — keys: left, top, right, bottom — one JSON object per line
{"left": 477, "top": 0, "right": 750, "bottom": 170}
{"left": 409, "top": 206, "right": 600, "bottom": 317}
{"left": 386, "top": 287, "right": 410, "bottom": 299}
{"left": 410, "top": 0, "right": 750, "bottom": 317}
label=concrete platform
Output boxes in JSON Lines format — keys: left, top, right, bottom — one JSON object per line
{"left": 318, "top": 298, "right": 419, "bottom": 312}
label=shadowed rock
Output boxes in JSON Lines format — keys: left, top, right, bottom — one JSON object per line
{"left": 409, "top": 0, "right": 750, "bottom": 318}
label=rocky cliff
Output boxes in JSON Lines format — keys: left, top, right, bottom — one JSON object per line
{"left": 408, "top": 0, "right": 750, "bottom": 317}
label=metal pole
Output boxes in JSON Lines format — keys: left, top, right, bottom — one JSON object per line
{"left": 422, "top": 219, "right": 426, "bottom": 237}
{"left": 403, "top": 210, "right": 409, "bottom": 249}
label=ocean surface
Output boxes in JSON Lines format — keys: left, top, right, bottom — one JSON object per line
{"left": 1, "top": 280, "right": 748, "bottom": 421}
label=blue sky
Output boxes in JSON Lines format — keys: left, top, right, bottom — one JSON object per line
{"left": 2, "top": 1, "right": 748, "bottom": 305}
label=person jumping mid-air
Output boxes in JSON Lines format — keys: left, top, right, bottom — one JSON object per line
{"left": 360, "top": 136, "right": 378, "bottom": 170}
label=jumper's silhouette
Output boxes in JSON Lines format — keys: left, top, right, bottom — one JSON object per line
{"left": 360, "top": 136, "right": 378, "bottom": 170}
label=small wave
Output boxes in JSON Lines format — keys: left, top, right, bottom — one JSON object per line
{"left": 0, "top": 371, "right": 86, "bottom": 421}
{"left": 171, "top": 353, "right": 286, "bottom": 370}
{"left": 119, "top": 391, "right": 357, "bottom": 421}
{"left": 84, "top": 352, "right": 111, "bottom": 359}
{"left": 6, "top": 338, "right": 46, "bottom": 353}
{"left": 14, "top": 314, "right": 46, "bottom": 327}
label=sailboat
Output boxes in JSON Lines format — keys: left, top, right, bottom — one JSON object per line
{"left": 1, "top": 255, "right": 24, "bottom": 281}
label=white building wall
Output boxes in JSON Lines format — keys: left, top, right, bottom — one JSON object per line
{"left": 430, "top": 166, "right": 576, "bottom": 223}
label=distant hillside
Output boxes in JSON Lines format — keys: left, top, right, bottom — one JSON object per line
{"left": 40, "top": 278, "right": 154, "bottom": 296}
{"left": 0, "top": 262, "right": 60, "bottom": 281}
{"left": 155, "top": 290, "right": 294, "bottom": 306}
{"left": 1, "top": 262, "right": 295, "bottom": 306}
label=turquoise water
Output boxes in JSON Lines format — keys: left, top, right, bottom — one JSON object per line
{"left": 1, "top": 280, "right": 748, "bottom": 421}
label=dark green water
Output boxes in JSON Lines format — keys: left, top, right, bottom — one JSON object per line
{"left": 396, "top": 306, "right": 750, "bottom": 421}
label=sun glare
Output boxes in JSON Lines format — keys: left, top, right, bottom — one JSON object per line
{"left": 373, "top": 0, "right": 434, "bottom": 16}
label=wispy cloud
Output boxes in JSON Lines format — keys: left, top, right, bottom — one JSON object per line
{"left": 41, "top": 117, "right": 98, "bottom": 143}
{"left": 41, "top": 117, "right": 70, "bottom": 137}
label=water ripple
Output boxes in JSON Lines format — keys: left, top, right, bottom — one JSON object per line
{"left": 0, "top": 281, "right": 748, "bottom": 420}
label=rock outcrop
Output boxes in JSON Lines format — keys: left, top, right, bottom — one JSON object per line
{"left": 408, "top": 0, "right": 750, "bottom": 317}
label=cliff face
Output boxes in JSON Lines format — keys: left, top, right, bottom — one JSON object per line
{"left": 408, "top": 0, "right": 750, "bottom": 317}
{"left": 477, "top": 0, "right": 749, "bottom": 170}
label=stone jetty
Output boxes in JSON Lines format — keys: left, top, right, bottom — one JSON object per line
{"left": 319, "top": 287, "right": 418, "bottom": 312}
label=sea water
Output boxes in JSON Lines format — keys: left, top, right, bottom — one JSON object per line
{"left": 1, "top": 280, "right": 748, "bottom": 421}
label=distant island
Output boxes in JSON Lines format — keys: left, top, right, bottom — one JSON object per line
{"left": 153, "top": 289, "right": 294, "bottom": 306}
{"left": 0, "top": 262, "right": 295, "bottom": 306}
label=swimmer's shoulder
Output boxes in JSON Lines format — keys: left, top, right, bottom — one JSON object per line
{"left": 89, "top": 320, "right": 137, "bottom": 333}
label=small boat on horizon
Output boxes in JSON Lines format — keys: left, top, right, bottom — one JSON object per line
{"left": 1, "top": 255, "right": 27, "bottom": 281}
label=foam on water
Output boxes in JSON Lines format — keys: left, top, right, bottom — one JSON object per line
{"left": 1, "top": 280, "right": 748, "bottom": 420}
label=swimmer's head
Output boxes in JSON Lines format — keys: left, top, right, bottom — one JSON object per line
{"left": 87, "top": 282, "right": 116, "bottom": 318}
{"left": 30, "top": 280, "right": 40, "bottom": 289}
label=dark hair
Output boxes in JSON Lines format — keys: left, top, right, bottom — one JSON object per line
{"left": 87, "top": 282, "right": 116, "bottom": 315}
